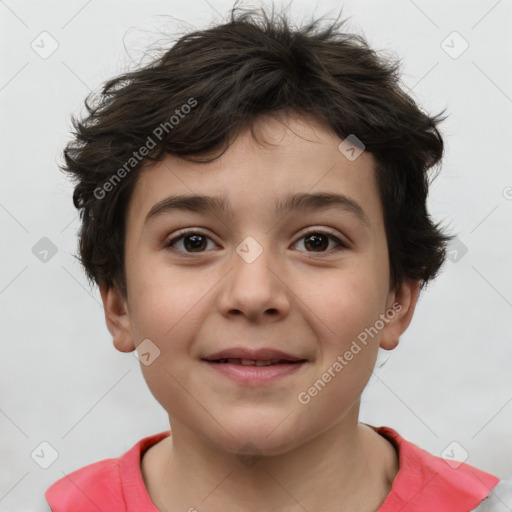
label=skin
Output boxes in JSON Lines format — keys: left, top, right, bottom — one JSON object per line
{"left": 100, "top": 112, "right": 420, "bottom": 512}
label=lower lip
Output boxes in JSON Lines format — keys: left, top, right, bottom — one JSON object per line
{"left": 203, "top": 360, "right": 306, "bottom": 385}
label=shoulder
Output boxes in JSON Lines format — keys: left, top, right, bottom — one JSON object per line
{"left": 44, "top": 431, "right": 170, "bottom": 511}
{"left": 371, "top": 425, "right": 502, "bottom": 511}
{"left": 44, "top": 457, "right": 125, "bottom": 510}
{"left": 471, "top": 479, "right": 512, "bottom": 511}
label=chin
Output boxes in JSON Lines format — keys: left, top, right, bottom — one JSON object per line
{"left": 207, "top": 412, "right": 305, "bottom": 457}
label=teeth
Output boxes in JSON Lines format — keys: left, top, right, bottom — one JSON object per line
{"left": 216, "top": 358, "right": 286, "bottom": 366}
{"left": 255, "top": 360, "right": 274, "bottom": 366}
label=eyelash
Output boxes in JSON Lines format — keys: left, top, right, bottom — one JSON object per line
{"left": 164, "top": 228, "right": 349, "bottom": 255}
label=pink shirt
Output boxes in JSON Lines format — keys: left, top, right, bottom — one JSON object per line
{"left": 45, "top": 426, "right": 501, "bottom": 511}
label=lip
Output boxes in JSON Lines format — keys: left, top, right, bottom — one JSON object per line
{"left": 202, "top": 347, "right": 308, "bottom": 386}
{"left": 203, "top": 347, "right": 305, "bottom": 362}
{"left": 202, "top": 360, "right": 307, "bottom": 386}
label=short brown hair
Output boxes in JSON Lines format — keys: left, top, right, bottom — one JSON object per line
{"left": 62, "top": 4, "right": 454, "bottom": 299}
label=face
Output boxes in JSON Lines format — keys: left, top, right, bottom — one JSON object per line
{"left": 101, "top": 113, "right": 418, "bottom": 456}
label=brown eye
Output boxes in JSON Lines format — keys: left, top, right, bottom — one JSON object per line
{"left": 293, "top": 230, "right": 348, "bottom": 253}
{"left": 165, "top": 231, "right": 216, "bottom": 253}
{"left": 304, "top": 233, "right": 329, "bottom": 251}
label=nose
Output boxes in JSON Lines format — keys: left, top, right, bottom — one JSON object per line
{"left": 217, "top": 237, "right": 291, "bottom": 323}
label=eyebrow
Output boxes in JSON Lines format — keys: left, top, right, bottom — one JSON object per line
{"left": 144, "top": 192, "right": 371, "bottom": 228}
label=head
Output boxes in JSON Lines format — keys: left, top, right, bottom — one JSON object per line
{"left": 63, "top": 6, "right": 454, "bottom": 453}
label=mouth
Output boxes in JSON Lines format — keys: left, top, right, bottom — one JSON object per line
{"left": 201, "top": 348, "right": 308, "bottom": 385}
{"left": 205, "top": 358, "right": 306, "bottom": 366}
{"left": 202, "top": 347, "right": 306, "bottom": 363}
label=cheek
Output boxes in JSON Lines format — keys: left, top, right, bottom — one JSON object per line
{"left": 297, "top": 265, "right": 385, "bottom": 343}
{"left": 126, "top": 257, "right": 211, "bottom": 338}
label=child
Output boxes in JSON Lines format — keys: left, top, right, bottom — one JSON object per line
{"left": 45, "top": 4, "right": 511, "bottom": 511}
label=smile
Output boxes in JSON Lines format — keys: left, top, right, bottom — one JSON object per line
{"left": 210, "top": 358, "right": 301, "bottom": 366}
{"left": 203, "top": 359, "right": 307, "bottom": 385}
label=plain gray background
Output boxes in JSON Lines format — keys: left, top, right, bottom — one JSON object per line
{"left": 0, "top": 0, "right": 511, "bottom": 510}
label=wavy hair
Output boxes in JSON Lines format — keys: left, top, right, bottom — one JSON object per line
{"left": 61, "top": 3, "right": 454, "bottom": 299}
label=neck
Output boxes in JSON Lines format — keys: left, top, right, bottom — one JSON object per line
{"left": 142, "top": 410, "right": 398, "bottom": 512}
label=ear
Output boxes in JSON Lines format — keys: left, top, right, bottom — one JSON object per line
{"left": 379, "top": 279, "right": 421, "bottom": 351}
{"left": 99, "top": 280, "right": 135, "bottom": 353}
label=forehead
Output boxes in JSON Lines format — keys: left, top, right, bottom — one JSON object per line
{"left": 126, "top": 114, "right": 384, "bottom": 234}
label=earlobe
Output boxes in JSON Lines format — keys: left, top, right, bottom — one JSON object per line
{"left": 379, "top": 279, "right": 421, "bottom": 351}
{"left": 99, "top": 280, "right": 135, "bottom": 353}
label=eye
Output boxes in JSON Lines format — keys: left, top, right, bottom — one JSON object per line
{"left": 292, "top": 228, "right": 348, "bottom": 254}
{"left": 164, "top": 230, "right": 218, "bottom": 254}
{"left": 164, "top": 227, "right": 349, "bottom": 255}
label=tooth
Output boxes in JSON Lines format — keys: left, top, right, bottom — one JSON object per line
{"left": 227, "top": 358, "right": 239, "bottom": 364}
{"left": 240, "top": 359, "right": 256, "bottom": 365}
{"left": 255, "top": 360, "right": 272, "bottom": 366}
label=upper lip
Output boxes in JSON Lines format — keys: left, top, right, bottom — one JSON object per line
{"left": 202, "top": 347, "right": 306, "bottom": 362}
